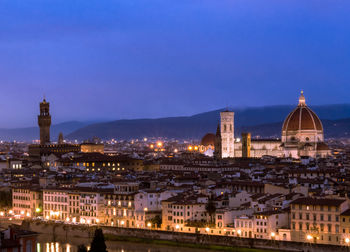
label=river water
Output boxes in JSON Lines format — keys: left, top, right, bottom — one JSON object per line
{"left": 36, "top": 235, "right": 215, "bottom": 252}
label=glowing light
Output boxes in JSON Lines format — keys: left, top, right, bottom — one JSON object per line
{"left": 96, "top": 219, "right": 100, "bottom": 223}
{"left": 144, "top": 207, "right": 148, "bottom": 211}
{"left": 144, "top": 138, "right": 147, "bottom": 141}
{"left": 174, "top": 149, "right": 178, "bottom": 153}
{"left": 87, "top": 219, "right": 91, "bottom": 224}
{"left": 271, "top": 232, "right": 275, "bottom": 237}
{"left": 175, "top": 225, "right": 180, "bottom": 230}
{"left": 205, "top": 227, "right": 210, "bottom": 232}
{"left": 46, "top": 216, "right": 49, "bottom": 220}
{"left": 9, "top": 210, "right": 13, "bottom": 214}
{"left": 147, "top": 222, "right": 152, "bottom": 228}
{"left": 72, "top": 217, "right": 76, "bottom": 223}
{"left": 157, "top": 141, "right": 163, "bottom": 148}
{"left": 194, "top": 146, "right": 198, "bottom": 151}
{"left": 0, "top": 212, "right": 4, "bottom": 216}
{"left": 188, "top": 146, "right": 193, "bottom": 151}
{"left": 307, "top": 235, "right": 312, "bottom": 240}
{"left": 66, "top": 217, "right": 70, "bottom": 222}
{"left": 36, "top": 208, "right": 41, "bottom": 213}
{"left": 150, "top": 144, "right": 154, "bottom": 149}
{"left": 346, "top": 238, "right": 350, "bottom": 243}
{"left": 20, "top": 211, "right": 24, "bottom": 215}
{"left": 121, "top": 220, "right": 125, "bottom": 225}
{"left": 237, "top": 229, "right": 242, "bottom": 235}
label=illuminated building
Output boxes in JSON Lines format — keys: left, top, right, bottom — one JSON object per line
{"left": 213, "top": 92, "right": 331, "bottom": 159}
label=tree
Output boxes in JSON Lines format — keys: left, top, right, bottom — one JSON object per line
{"left": 89, "top": 228, "right": 107, "bottom": 252}
{"left": 77, "top": 245, "right": 87, "bottom": 252}
{"left": 205, "top": 195, "right": 216, "bottom": 225}
{"left": 150, "top": 215, "right": 162, "bottom": 228}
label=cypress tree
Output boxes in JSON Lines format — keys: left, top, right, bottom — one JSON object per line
{"left": 89, "top": 228, "right": 107, "bottom": 252}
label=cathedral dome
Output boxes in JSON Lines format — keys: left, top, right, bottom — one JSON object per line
{"left": 201, "top": 133, "right": 215, "bottom": 146}
{"left": 282, "top": 91, "right": 324, "bottom": 144}
{"left": 282, "top": 91, "right": 323, "bottom": 132}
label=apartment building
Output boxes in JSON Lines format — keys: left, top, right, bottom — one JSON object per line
{"left": 290, "top": 197, "right": 349, "bottom": 245}
{"left": 12, "top": 187, "right": 42, "bottom": 217}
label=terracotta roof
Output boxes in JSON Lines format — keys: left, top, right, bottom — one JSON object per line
{"left": 291, "top": 197, "right": 346, "bottom": 206}
{"left": 282, "top": 106, "right": 323, "bottom": 132}
{"left": 201, "top": 133, "right": 215, "bottom": 146}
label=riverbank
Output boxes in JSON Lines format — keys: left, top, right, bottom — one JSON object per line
{"left": 103, "top": 234, "right": 275, "bottom": 252}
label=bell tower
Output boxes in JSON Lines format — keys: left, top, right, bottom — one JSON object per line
{"left": 38, "top": 99, "right": 51, "bottom": 145}
{"left": 220, "top": 110, "right": 235, "bottom": 158}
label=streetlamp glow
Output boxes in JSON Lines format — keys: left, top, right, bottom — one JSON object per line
{"left": 306, "top": 235, "right": 312, "bottom": 241}
{"left": 205, "top": 227, "right": 210, "bottom": 232}
{"left": 147, "top": 222, "right": 152, "bottom": 228}
{"left": 346, "top": 238, "right": 350, "bottom": 244}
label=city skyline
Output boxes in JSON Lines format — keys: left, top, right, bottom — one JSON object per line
{"left": 1, "top": 0, "right": 350, "bottom": 127}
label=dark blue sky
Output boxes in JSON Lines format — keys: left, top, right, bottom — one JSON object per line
{"left": 0, "top": 0, "right": 349, "bottom": 127}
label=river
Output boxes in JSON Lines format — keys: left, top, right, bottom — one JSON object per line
{"left": 36, "top": 235, "right": 216, "bottom": 252}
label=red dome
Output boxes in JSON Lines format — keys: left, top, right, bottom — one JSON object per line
{"left": 282, "top": 106, "right": 323, "bottom": 132}
{"left": 282, "top": 92, "right": 323, "bottom": 132}
{"left": 201, "top": 133, "right": 215, "bottom": 146}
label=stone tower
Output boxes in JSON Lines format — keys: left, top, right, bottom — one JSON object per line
{"left": 38, "top": 99, "right": 51, "bottom": 145}
{"left": 219, "top": 111, "right": 235, "bottom": 158}
{"left": 241, "top": 132, "right": 251, "bottom": 158}
{"left": 58, "top": 132, "right": 64, "bottom": 144}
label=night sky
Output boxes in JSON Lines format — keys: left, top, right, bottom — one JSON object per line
{"left": 1, "top": 0, "right": 349, "bottom": 127}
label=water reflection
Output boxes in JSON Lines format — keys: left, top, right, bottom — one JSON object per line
{"left": 36, "top": 240, "right": 207, "bottom": 252}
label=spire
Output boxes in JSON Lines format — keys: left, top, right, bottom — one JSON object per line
{"left": 298, "top": 90, "right": 306, "bottom": 106}
{"left": 216, "top": 123, "right": 221, "bottom": 136}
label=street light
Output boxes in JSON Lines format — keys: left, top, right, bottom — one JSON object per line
{"left": 147, "top": 222, "right": 152, "bottom": 228}
{"left": 346, "top": 238, "right": 350, "bottom": 244}
{"left": 205, "top": 227, "right": 210, "bottom": 233}
{"left": 306, "top": 235, "right": 312, "bottom": 241}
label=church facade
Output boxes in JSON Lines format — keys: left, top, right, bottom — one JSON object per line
{"left": 210, "top": 92, "right": 331, "bottom": 159}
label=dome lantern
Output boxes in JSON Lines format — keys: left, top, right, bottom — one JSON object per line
{"left": 298, "top": 90, "right": 306, "bottom": 106}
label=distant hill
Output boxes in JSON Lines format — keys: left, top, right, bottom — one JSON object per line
{"left": 66, "top": 104, "right": 350, "bottom": 140}
{"left": 0, "top": 121, "right": 89, "bottom": 142}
